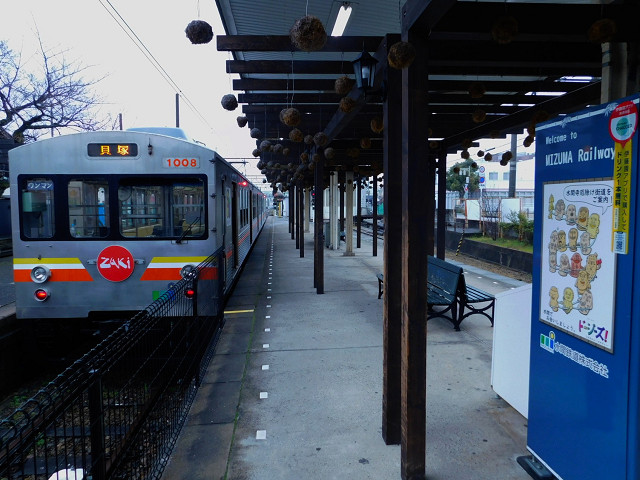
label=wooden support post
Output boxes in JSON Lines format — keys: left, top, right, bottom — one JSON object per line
{"left": 382, "top": 33, "right": 403, "bottom": 447}
{"left": 356, "top": 176, "right": 362, "bottom": 248}
{"left": 299, "top": 182, "right": 304, "bottom": 258}
{"left": 400, "top": 26, "right": 429, "bottom": 480}
{"left": 437, "top": 151, "right": 447, "bottom": 259}
{"left": 372, "top": 175, "right": 378, "bottom": 257}
{"left": 315, "top": 154, "right": 325, "bottom": 294}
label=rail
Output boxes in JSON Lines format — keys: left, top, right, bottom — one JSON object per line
{"left": 0, "top": 248, "right": 225, "bottom": 480}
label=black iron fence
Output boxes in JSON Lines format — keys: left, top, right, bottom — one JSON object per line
{"left": 0, "top": 249, "right": 225, "bottom": 480}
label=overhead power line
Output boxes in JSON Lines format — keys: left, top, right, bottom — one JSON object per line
{"left": 97, "top": 0, "right": 215, "bottom": 132}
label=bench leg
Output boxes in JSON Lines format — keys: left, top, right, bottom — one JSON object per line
{"left": 378, "top": 279, "right": 383, "bottom": 299}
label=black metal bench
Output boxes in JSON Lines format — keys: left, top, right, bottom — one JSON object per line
{"left": 376, "top": 256, "right": 496, "bottom": 331}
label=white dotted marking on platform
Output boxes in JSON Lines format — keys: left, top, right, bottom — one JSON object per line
{"left": 268, "top": 288, "right": 272, "bottom": 292}
{"left": 262, "top": 365, "right": 269, "bottom": 370}
{"left": 493, "top": 281, "right": 499, "bottom": 284}
{"left": 266, "top": 304, "right": 271, "bottom": 308}
{"left": 265, "top": 328, "right": 271, "bottom": 332}
{"left": 256, "top": 430, "right": 267, "bottom": 440}
{"left": 260, "top": 392, "right": 268, "bottom": 399}
{"left": 267, "top": 296, "right": 271, "bottom": 299}
{"left": 268, "top": 282, "right": 272, "bottom": 285}
{"left": 265, "top": 315, "right": 271, "bottom": 319}
{"left": 477, "top": 276, "right": 483, "bottom": 279}
{"left": 263, "top": 343, "right": 269, "bottom": 349}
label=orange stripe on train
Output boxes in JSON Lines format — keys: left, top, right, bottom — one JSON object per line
{"left": 14, "top": 269, "right": 94, "bottom": 283}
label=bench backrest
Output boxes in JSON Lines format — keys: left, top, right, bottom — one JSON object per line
{"left": 427, "top": 256, "right": 463, "bottom": 299}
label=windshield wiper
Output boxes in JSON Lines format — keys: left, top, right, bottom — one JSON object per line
{"left": 175, "top": 216, "right": 200, "bottom": 244}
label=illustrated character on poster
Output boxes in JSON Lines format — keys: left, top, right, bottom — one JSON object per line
{"left": 548, "top": 194, "right": 555, "bottom": 219}
{"left": 554, "top": 199, "right": 566, "bottom": 220}
{"left": 575, "top": 269, "right": 591, "bottom": 295}
{"left": 587, "top": 213, "right": 600, "bottom": 239}
{"left": 576, "top": 206, "right": 589, "bottom": 231}
{"left": 578, "top": 290, "right": 593, "bottom": 315}
{"left": 557, "top": 230, "right": 568, "bottom": 252}
{"left": 566, "top": 204, "right": 577, "bottom": 225}
{"left": 558, "top": 253, "right": 570, "bottom": 277}
{"left": 579, "top": 231, "right": 592, "bottom": 255}
{"left": 569, "top": 252, "right": 583, "bottom": 278}
{"left": 549, "top": 286, "right": 559, "bottom": 312}
{"left": 549, "top": 230, "right": 559, "bottom": 253}
{"left": 585, "top": 253, "right": 602, "bottom": 281}
{"left": 562, "top": 287, "right": 574, "bottom": 314}
{"left": 568, "top": 227, "right": 579, "bottom": 252}
{"left": 549, "top": 252, "right": 558, "bottom": 273}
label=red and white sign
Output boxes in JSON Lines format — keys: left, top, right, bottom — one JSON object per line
{"left": 97, "top": 245, "right": 135, "bottom": 282}
{"left": 609, "top": 100, "right": 638, "bottom": 146}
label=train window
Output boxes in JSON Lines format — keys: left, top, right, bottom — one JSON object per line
{"left": 68, "top": 179, "right": 110, "bottom": 238}
{"left": 21, "top": 178, "right": 55, "bottom": 239}
{"left": 118, "top": 180, "right": 205, "bottom": 239}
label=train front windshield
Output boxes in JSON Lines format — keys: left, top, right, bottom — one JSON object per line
{"left": 18, "top": 175, "right": 206, "bottom": 241}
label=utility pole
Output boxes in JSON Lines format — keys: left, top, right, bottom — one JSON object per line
{"left": 175, "top": 93, "right": 180, "bottom": 127}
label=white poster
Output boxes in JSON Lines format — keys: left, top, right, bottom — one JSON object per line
{"left": 540, "top": 179, "right": 616, "bottom": 352}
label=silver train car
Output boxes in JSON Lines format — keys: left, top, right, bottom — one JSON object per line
{"left": 9, "top": 128, "right": 268, "bottom": 320}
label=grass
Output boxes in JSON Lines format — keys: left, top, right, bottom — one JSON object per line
{"left": 467, "top": 234, "right": 534, "bottom": 253}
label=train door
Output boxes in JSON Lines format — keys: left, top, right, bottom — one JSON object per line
{"left": 250, "top": 191, "right": 254, "bottom": 242}
{"left": 232, "top": 182, "right": 239, "bottom": 268}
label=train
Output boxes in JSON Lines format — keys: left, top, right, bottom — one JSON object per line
{"left": 9, "top": 127, "right": 268, "bottom": 322}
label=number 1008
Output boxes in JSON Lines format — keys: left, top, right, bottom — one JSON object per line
{"left": 165, "top": 158, "right": 199, "bottom": 168}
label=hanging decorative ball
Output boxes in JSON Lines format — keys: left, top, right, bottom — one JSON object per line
{"left": 369, "top": 116, "right": 383, "bottom": 134}
{"left": 484, "top": 152, "right": 493, "bottom": 161}
{"left": 260, "top": 140, "right": 272, "bottom": 152}
{"left": 324, "top": 147, "right": 335, "bottom": 159}
{"left": 335, "top": 76, "right": 355, "bottom": 95}
{"left": 250, "top": 128, "right": 262, "bottom": 139}
{"left": 252, "top": 148, "right": 261, "bottom": 157}
{"left": 523, "top": 135, "right": 534, "bottom": 148}
{"left": 490, "top": 130, "right": 501, "bottom": 139}
{"left": 236, "top": 116, "right": 248, "bottom": 127}
{"left": 477, "top": 150, "right": 484, "bottom": 157}
{"left": 469, "top": 82, "right": 486, "bottom": 99}
{"left": 472, "top": 109, "right": 487, "bottom": 123}
{"left": 300, "top": 152, "right": 309, "bottom": 162}
{"left": 312, "top": 153, "right": 321, "bottom": 163}
{"left": 273, "top": 143, "right": 284, "bottom": 154}
{"left": 290, "top": 15, "right": 327, "bottom": 52}
{"left": 491, "top": 16, "right": 518, "bottom": 45}
{"left": 388, "top": 41, "right": 416, "bottom": 69}
{"left": 453, "top": 166, "right": 460, "bottom": 174}
{"left": 588, "top": 18, "right": 617, "bottom": 43}
{"left": 282, "top": 108, "right": 301, "bottom": 127}
{"left": 313, "top": 132, "right": 328, "bottom": 147}
{"left": 185, "top": 19, "right": 214, "bottom": 44}
{"left": 289, "top": 128, "right": 304, "bottom": 142}
{"left": 461, "top": 138, "right": 473, "bottom": 149}
{"left": 429, "top": 141, "right": 440, "bottom": 150}
{"left": 339, "top": 97, "right": 357, "bottom": 113}
{"left": 471, "top": 162, "right": 478, "bottom": 169}
{"left": 221, "top": 94, "right": 238, "bottom": 111}
{"left": 500, "top": 151, "right": 513, "bottom": 165}
{"left": 283, "top": 147, "right": 290, "bottom": 156}
{"left": 360, "top": 137, "right": 371, "bottom": 149}
{"left": 461, "top": 150, "right": 470, "bottom": 159}
{"left": 304, "top": 134, "right": 314, "bottom": 145}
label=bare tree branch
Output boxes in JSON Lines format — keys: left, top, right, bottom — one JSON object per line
{"left": 1, "top": 34, "right": 109, "bottom": 144}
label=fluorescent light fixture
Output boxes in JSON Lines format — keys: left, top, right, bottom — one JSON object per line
{"left": 331, "top": 3, "right": 352, "bottom": 36}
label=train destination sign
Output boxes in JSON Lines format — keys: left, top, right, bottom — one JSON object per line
{"left": 87, "top": 143, "right": 139, "bottom": 157}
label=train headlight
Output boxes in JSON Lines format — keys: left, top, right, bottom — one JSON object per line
{"left": 180, "top": 264, "right": 196, "bottom": 279}
{"left": 31, "top": 266, "right": 51, "bottom": 283}
{"left": 34, "top": 288, "right": 50, "bottom": 301}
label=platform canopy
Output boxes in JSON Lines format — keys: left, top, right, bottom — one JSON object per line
{"left": 215, "top": 0, "right": 638, "bottom": 187}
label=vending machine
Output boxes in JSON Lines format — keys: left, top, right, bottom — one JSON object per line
{"left": 526, "top": 93, "right": 640, "bottom": 479}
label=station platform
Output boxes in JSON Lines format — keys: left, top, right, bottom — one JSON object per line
{"left": 161, "top": 216, "right": 533, "bottom": 480}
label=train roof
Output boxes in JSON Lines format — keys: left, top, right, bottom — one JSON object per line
{"left": 126, "top": 127, "right": 191, "bottom": 141}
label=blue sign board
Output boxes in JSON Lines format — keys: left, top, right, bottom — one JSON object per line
{"left": 528, "top": 94, "right": 640, "bottom": 480}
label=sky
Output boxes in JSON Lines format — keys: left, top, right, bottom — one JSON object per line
{"left": 5, "top": 0, "right": 262, "bottom": 179}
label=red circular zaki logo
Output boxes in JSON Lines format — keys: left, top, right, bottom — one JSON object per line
{"left": 97, "top": 245, "right": 135, "bottom": 282}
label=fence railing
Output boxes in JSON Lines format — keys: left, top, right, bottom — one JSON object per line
{"left": 0, "top": 249, "right": 225, "bottom": 480}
